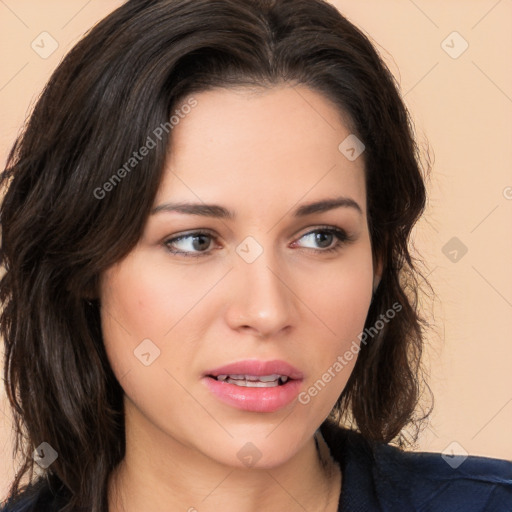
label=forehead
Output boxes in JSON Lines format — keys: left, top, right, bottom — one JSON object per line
{"left": 157, "top": 85, "right": 366, "bottom": 215}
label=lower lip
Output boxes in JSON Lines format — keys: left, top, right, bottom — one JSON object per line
{"left": 203, "top": 376, "right": 302, "bottom": 413}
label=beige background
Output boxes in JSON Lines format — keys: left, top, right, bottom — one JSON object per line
{"left": 1, "top": 0, "right": 511, "bottom": 500}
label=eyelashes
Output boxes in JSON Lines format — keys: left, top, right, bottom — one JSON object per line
{"left": 165, "top": 230, "right": 214, "bottom": 257}
{"left": 163, "top": 226, "right": 355, "bottom": 258}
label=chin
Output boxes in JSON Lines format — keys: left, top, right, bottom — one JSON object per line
{"left": 198, "top": 426, "right": 310, "bottom": 470}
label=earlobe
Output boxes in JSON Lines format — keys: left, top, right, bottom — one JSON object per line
{"left": 77, "top": 276, "right": 99, "bottom": 302}
{"left": 373, "top": 257, "right": 384, "bottom": 294}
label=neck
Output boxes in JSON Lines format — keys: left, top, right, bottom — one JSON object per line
{"left": 108, "top": 403, "right": 341, "bottom": 512}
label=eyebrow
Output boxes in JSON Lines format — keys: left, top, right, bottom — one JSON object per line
{"left": 151, "top": 196, "right": 362, "bottom": 219}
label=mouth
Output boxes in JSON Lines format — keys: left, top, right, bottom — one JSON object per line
{"left": 207, "top": 374, "right": 291, "bottom": 387}
{"left": 202, "top": 359, "right": 304, "bottom": 413}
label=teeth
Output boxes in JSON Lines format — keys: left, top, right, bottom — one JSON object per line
{"left": 227, "top": 379, "right": 278, "bottom": 387}
{"left": 214, "top": 374, "right": 289, "bottom": 386}
{"left": 251, "top": 374, "right": 280, "bottom": 382}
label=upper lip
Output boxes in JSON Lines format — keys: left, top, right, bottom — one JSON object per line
{"left": 205, "top": 359, "right": 304, "bottom": 380}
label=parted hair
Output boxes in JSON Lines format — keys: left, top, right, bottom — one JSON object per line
{"left": 0, "top": 0, "right": 432, "bottom": 510}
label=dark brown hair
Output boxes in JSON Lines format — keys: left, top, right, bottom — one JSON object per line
{"left": 0, "top": 0, "right": 432, "bottom": 509}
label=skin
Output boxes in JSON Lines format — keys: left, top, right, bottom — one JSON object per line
{"left": 101, "top": 84, "right": 382, "bottom": 512}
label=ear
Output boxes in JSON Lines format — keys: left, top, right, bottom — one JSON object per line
{"left": 372, "top": 254, "right": 383, "bottom": 294}
{"left": 78, "top": 275, "right": 99, "bottom": 301}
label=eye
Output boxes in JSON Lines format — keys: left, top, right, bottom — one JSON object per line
{"left": 164, "top": 230, "right": 215, "bottom": 258}
{"left": 293, "top": 227, "right": 353, "bottom": 254}
{"left": 163, "top": 226, "right": 354, "bottom": 258}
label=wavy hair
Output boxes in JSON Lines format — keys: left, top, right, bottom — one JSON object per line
{"left": 0, "top": 0, "right": 433, "bottom": 509}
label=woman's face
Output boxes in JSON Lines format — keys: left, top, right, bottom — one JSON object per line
{"left": 99, "top": 85, "right": 379, "bottom": 469}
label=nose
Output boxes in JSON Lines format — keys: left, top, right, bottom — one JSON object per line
{"left": 224, "top": 246, "right": 298, "bottom": 338}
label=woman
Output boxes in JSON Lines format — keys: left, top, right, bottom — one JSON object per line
{"left": 1, "top": 0, "right": 511, "bottom": 511}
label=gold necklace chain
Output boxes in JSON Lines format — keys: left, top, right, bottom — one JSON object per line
{"left": 314, "top": 430, "right": 341, "bottom": 512}
{"left": 110, "top": 434, "right": 341, "bottom": 512}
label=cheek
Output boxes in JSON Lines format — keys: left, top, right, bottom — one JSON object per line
{"left": 99, "top": 256, "right": 168, "bottom": 378}
{"left": 99, "top": 250, "right": 221, "bottom": 391}
{"left": 295, "top": 241, "right": 374, "bottom": 411}
{"left": 100, "top": 253, "right": 206, "bottom": 341}
{"left": 313, "top": 242, "right": 374, "bottom": 341}
{"left": 98, "top": 264, "right": 191, "bottom": 419}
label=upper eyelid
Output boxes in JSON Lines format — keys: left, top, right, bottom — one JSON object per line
{"left": 166, "top": 225, "right": 347, "bottom": 242}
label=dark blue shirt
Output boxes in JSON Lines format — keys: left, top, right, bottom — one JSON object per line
{"left": 320, "top": 420, "right": 512, "bottom": 511}
{"left": 2, "top": 421, "right": 512, "bottom": 511}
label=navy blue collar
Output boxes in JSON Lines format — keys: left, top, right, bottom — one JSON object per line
{"left": 320, "top": 419, "right": 512, "bottom": 512}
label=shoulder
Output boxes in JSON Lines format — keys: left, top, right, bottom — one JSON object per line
{"left": 320, "top": 419, "right": 512, "bottom": 512}
{"left": 372, "top": 439, "right": 512, "bottom": 511}
{"left": 0, "top": 477, "right": 68, "bottom": 512}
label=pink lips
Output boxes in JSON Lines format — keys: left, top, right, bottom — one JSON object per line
{"left": 203, "top": 359, "right": 304, "bottom": 413}
{"left": 205, "top": 359, "right": 304, "bottom": 380}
